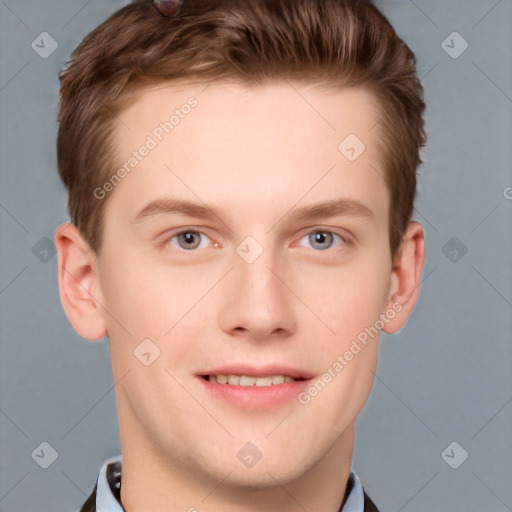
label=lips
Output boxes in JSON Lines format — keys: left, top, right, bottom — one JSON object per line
{"left": 197, "top": 365, "right": 313, "bottom": 408}
{"left": 199, "top": 365, "right": 314, "bottom": 385}
{"left": 205, "top": 374, "right": 297, "bottom": 386}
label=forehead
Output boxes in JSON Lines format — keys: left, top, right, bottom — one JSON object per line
{"left": 107, "top": 80, "right": 388, "bottom": 226}
{"left": 115, "top": 79, "right": 380, "bottom": 152}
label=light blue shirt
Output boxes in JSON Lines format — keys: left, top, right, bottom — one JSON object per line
{"left": 96, "top": 455, "right": 365, "bottom": 512}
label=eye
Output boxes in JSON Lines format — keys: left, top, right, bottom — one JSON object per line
{"left": 298, "top": 230, "right": 346, "bottom": 251}
{"left": 169, "top": 230, "right": 211, "bottom": 251}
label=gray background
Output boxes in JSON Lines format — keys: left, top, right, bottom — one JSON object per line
{"left": 0, "top": 1, "right": 511, "bottom": 511}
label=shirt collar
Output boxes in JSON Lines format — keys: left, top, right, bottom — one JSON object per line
{"left": 96, "top": 455, "right": 124, "bottom": 512}
{"left": 96, "top": 455, "right": 365, "bottom": 512}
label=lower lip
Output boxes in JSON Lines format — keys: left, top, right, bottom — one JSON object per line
{"left": 197, "top": 376, "right": 311, "bottom": 409}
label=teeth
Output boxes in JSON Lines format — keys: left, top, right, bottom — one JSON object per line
{"left": 227, "top": 375, "right": 240, "bottom": 385}
{"left": 239, "top": 376, "right": 256, "bottom": 386}
{"left": 255, "top": 377, "right": 272, "bottom": 387}
{"left": 208, "top": 374, "right": 297, "bottom": 386}
{"left": 271, "top": 375, "right": 285, "bottom": 385}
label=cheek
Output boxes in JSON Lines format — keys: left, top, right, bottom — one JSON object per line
{"left": 100, "top": 249, "right": 209, "bottom": 336}
{"left": 343, "top": 264, "right": 389, "bottom": 334}
{"left": 295, "top": 259, "right": 390, "bottom": 427}
{"left": 99, "top": 253, "right": 222, "bottom": 375}
{"left": 292, "top": 252, "right": 391, "bottom": 352}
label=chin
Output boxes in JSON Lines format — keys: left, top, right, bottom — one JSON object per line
{"left": 221, "top": 461, "right": 309, "bottom": 491}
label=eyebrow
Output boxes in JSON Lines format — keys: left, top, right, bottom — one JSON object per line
{"left": 135, "top": 198, "right": 215, "bottom": 222}
{"left": 288, "top": 198, "right": 375, "bottom": 222}
{"left": 133, "top": 197, "right": 375, "bottom": 225}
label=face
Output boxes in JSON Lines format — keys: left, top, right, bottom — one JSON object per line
{"left": 85, "top": 81, "right": 400, "bottom": 489}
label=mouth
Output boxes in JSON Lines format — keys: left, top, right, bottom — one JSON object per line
{"left": 201, "top": 374, "right": 306, "bottom": 386}
{"left": 197, "top": 366, "right": 313, "bottom": 408}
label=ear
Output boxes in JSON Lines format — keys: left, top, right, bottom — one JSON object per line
{"left": 54, "top": 223, "right": 107, "bottom": 340}
{"left": 382, "top": 221, "right": 425, "bottom": 334}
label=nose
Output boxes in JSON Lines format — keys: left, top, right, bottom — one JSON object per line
{"left": 216, "top": 246, "right": 297, "bottom": 341}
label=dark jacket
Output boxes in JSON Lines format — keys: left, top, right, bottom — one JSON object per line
{"left": 79, "top": 461, "right": 380, "bottom": 512}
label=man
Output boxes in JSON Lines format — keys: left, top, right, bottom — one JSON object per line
{"left": 55, "top": 0, "right": 426, "bottom": 510}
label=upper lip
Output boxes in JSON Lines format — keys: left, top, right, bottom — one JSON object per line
{"left": 199, "top": 364, "right": 315, "bottom": 380}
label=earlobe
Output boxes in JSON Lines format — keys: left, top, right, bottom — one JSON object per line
{"left": 54, "top": 223, "right": 107, "bottom": 341}
{"left": 382, "top": 221, "right": 425, "bottom": 334}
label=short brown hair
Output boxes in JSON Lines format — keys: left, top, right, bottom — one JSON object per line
{"left": 57, "top": 0, "right": 426, "bottom": 259}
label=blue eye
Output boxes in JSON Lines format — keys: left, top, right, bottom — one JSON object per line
{"left": 170, "top": 230, "right": 209, "bottom": 250}
{"left": 166, "top": 229, "right": 346, "bottom": 252}
{"left": 299, "top": 230, "right": 345, "bottom": 250}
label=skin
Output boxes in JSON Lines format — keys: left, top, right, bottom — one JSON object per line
{"left": 55, "top": 81, "right": 424, "bottom": 512}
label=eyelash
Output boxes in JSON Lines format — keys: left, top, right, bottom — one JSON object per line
{"left": 163, "top": 227, "right": 350, "bottom": 253}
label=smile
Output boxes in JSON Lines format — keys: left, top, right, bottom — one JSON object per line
{"left": 197, "top": 367, "right": 312, "bottom": 408}
{"left": 203, "top": 374, "right": 303, "bottom": 386}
